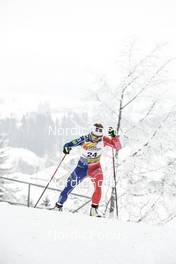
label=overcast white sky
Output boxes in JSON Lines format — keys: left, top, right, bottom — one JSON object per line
{"left": 0, "top": 0, "right": 176, "bottom": 114}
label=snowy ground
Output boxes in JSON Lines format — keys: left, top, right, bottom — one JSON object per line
{"left": 0, "top": 202, "right": 176, "bottom": 264}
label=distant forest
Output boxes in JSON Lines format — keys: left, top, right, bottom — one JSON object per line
{"left": 0, "top": 111, "right": 88, "bottom": 157}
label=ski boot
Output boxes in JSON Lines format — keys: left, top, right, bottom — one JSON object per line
{"left": 90, "top": 204, "right": 101, "bottom": 217}
{"left": 55, "top": 202, "right": 63, "bottom": 211}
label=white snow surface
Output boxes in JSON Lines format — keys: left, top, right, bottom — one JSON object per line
{"left": 0, "top": 202, "right": 176, "bottom": 264}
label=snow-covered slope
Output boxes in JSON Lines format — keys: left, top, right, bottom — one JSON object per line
{"left": 0, "top": 202, "right": 176, "bottom": 264}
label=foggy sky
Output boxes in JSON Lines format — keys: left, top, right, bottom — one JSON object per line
{"left": 0, "top": 0, "right": 176, "bottom": 113}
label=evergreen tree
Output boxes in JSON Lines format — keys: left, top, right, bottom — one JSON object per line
{"left": 0, "top": 136, "right": 9, "bottom": 201}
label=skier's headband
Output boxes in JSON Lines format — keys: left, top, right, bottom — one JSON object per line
{"left": 94, "top": 123, "right": 104, "bottom": 129}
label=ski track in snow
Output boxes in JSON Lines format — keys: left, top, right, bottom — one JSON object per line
{"left": 0, "top": 202, "right": 176, "bottom": 264}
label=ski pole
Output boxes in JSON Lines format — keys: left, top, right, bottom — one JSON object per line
{"left": 34, "top": 154, "right": 66, "bottom": 208}
{"left": 112, "top": 147, "right": 118, "bottom": 217}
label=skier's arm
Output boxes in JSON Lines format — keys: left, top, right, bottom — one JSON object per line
{"left": 63, "top": 136, "right": 86, "bottom": 154}
{"left": 103, "top": 127, "right": 122, "bottom": 151}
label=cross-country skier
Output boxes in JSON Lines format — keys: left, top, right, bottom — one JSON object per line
{"left": 55, "top": 123, "right": 122, "bottom": 217}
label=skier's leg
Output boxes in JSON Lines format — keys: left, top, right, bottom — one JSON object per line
{"left": 88, "top": 163, "right": 103, "bottom": 216}
{"left": 57, "top": 160, "right": 88, "bottom": 205}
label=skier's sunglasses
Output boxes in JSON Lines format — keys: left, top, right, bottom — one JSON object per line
{"left": 95, "top": 127, "right": 103, "bottom": 133}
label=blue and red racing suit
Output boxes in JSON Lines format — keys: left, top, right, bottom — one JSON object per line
{"left": 58, "top": 134, "right": 122, "bottom": 205}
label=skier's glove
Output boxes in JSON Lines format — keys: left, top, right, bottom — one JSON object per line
{"left": 63, "top": 146, "right": 72, "bottom": 155}
{"left": 108, "top": 127, "right": 116, "bottom": 137}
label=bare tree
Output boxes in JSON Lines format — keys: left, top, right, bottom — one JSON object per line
{"left": 90, "top": 43, "right": 176, "bottom": 220}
